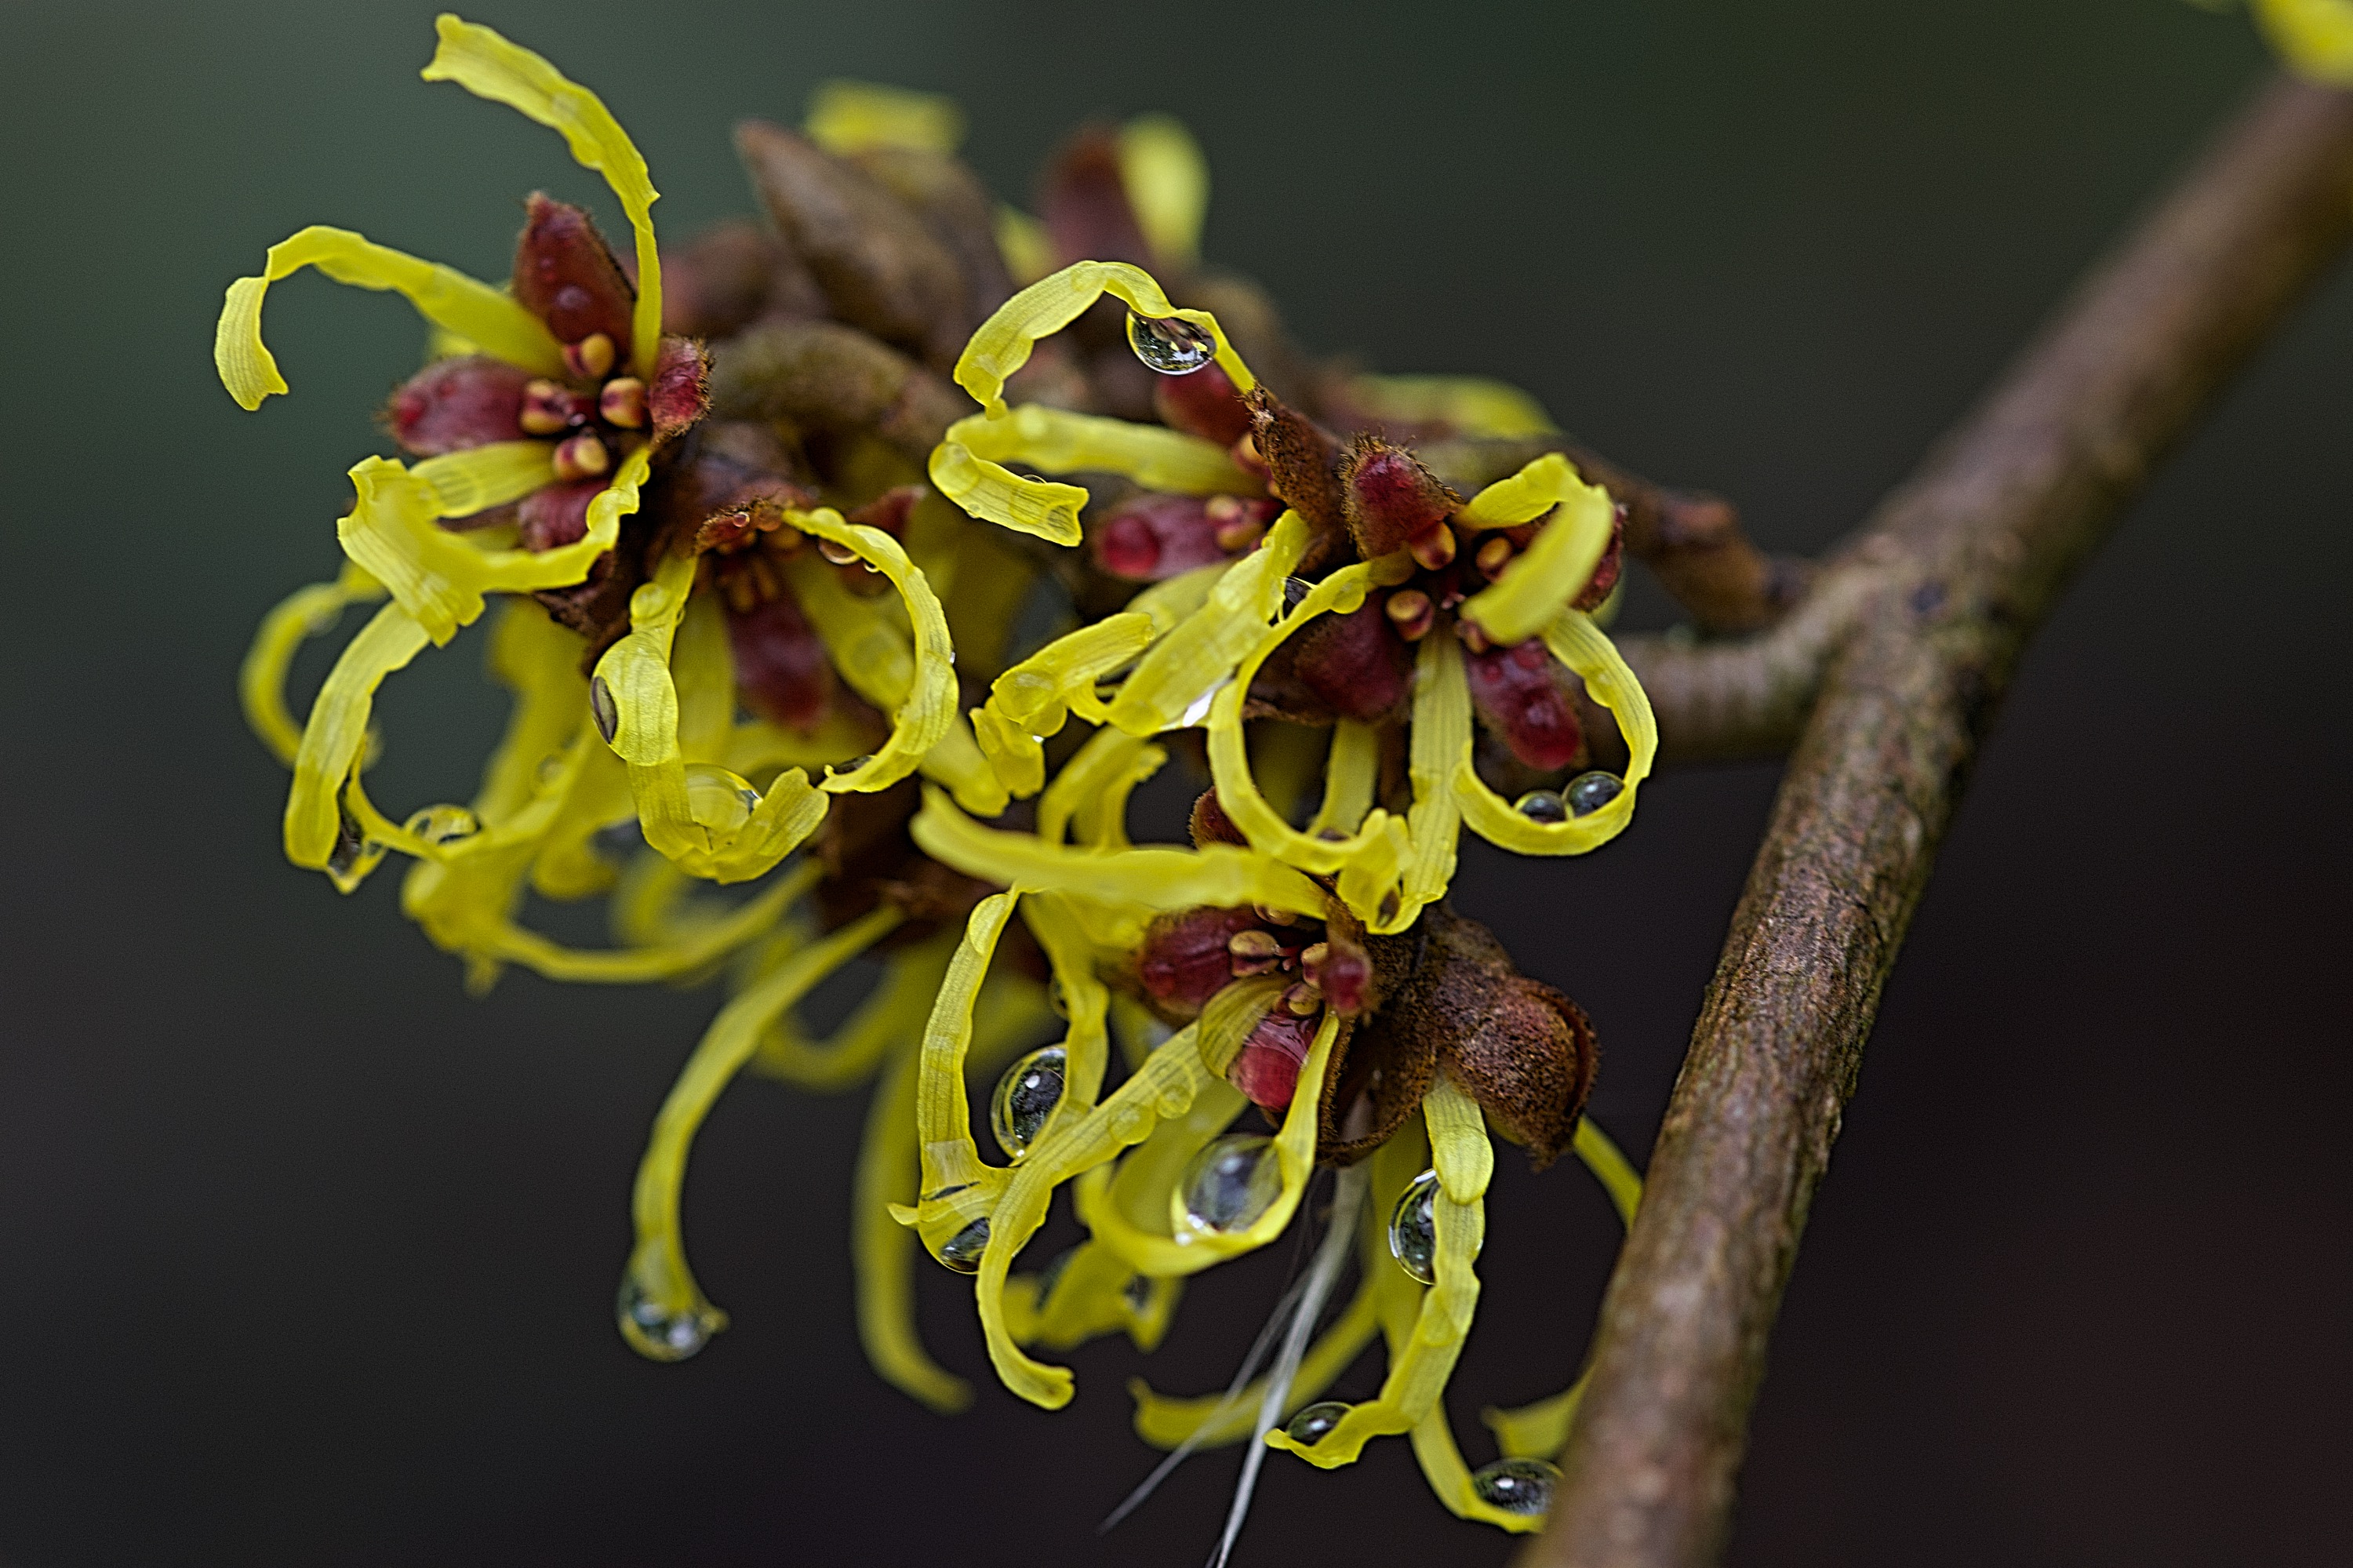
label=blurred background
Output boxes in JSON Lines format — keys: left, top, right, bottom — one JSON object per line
{"left": 2, "top": 1, "right": 2347, "bottom": 1563}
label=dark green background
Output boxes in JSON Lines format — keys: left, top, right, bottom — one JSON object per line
{"left": 3, "top": 2, "right": 2346, "bottom": 1563}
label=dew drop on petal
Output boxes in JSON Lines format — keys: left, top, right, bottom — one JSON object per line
{"left": 1469, "top": 1457, "right": 1560, "bottom": 1516}
{"left": 1285, "top": 1401, "right": 1351, "bottom": 1446}
{"left": 589, "top": 675, "right": 620, "bottom": 743}
{"left": 1388, "top": 1168, "right": 1440, "bottom": 1284}
{"left": 616, "top": 1275, "right": 724, "bottom": 1362}
{"left": 1513, "top": 789, "right": 1568, "bottom": 824}
{"left": 1564, "top": 770, "right": 1624, "bottom": 817}
{"left": 1126, "top": 312, "right": 1218, "bottom": 375}
{"left": 936, "top": 1215, "right": 991, "bottom": 1274}
{"left": 990, "top": 1044, "right": 1067, "bottom": 1159}
{"left": 1178, "top": 1134, "right": 1283, "bottom": 1235}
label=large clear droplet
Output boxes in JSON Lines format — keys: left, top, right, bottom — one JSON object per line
{"left": 990, "top": 1044, "right": 1067, "bottom": 1159}
{"left": 1469, "top": 1457, "right": 1560, "bottom": 1516}
{"left": 588, "top": 674, "right": 620, "bottom": 743}
{"left": 936, "top": 1215, "right": 991, "bottom": 1274}
{"left": 1285, "top": 1401, "right": 1351, "bottom": 1446}
{"left": 1176, "top": 1134, "right": 1283, "bottom": 1236}
{"left": 1389, "top": 1168, "right": 1441, "bottom": 1284}
{"left": 1513, "top": 789, "right": 1568, "bottom": 824}
{"left": 1564, "top": 770, "right": 1624, "bottom": 817}
{"left": 1126, "top": 312, "right": 1217, "bottom": 375}
{"left": 616, "top": 1275, "right": 725, "bottom": 1362}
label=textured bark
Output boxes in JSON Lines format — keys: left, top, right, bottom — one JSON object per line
{"left": 1524, "top": 75, "right": 2353, "bottom": 1568}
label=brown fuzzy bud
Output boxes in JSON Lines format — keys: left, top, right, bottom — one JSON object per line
{"left": 1340, "top": 435, "right": 1460, "bottom": 558}
{"left": 1242, "top": 390, "right": 1347, "bottom": 543}
{"left": 648, "top": 336, "right": 711, "bottom": 446}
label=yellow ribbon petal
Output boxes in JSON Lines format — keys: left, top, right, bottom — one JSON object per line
{"left": 1036, "top": 726, "right": 1166, "bottom": 847}
{"left": 930, "top": 406, "right": 1260, "bottom": 547}
{"left": 1102, "top": 511, "right": 1306, "bottom": 737}
{"left": 214, "top": 226, "right": 562, "bottom": 409}
{"left": 285, "top": 601, "right": 432, "bottom": 874}
{"left": 241, "top": 562, "right": 385, "bottom": 767}
{"left": 951, "top": 259, "right": 1257, "bottom": 418}
{"left": 1452, "top": 609, "right": 1655, "bottom": 856}
{"left": 423, "top": 13, "right": 664, "bottom": 374}
{"left": 617, "top": 904, "right": 900, "bottom": 1360}
{"left": 973, "top": 612, "right": 1157, "bottom": 798}
{"left": 1457, "top": 453, "right": 1617, "bottom": 646}
{"left": 1342, "top": 373, "right": 1558, "bottom": 440}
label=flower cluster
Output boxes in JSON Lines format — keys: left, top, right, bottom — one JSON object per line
{"left": 220, "top": 15, "right": 1660, "bottom": 1545}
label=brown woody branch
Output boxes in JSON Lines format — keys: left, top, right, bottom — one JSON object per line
{"left": 1524, "top": 74, "right": 2353, "bottom": 1568}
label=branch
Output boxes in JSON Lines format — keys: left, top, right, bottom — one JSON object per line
{"left": 1524, "top": 74, "right": 2353, "bottom": 1568}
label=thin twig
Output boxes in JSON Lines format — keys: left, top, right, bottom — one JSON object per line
{"left": 1523, "top": 73, "right": 2353, "bottom": 1568}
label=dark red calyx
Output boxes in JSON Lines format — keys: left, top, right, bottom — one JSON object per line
{"left": 1340, "top": 435, "right": 1460, "bottom": 558}
{"left": 513, "top": 193, "right": 636, "bottom": 354}
{"left": 1138, "top": 907, "right": 1265, "bottom": 1016}
{"left": 387, "top": 355, "right": 532, "bottom": 456}
{"left": 1304, "top": 930, "right": 1370, "bottom": 1016}
{"left": 1228, "top": 1010, "right": 1318, "bottom": 1111}
{"left": 1091, "top": 493, "right": 1230, "bottom": 581}
{"left": 1464, "top": 640, "right": 1583, "bottom": 772}
{"left": 517, "top": 479, "right": 604, "bottom": 552}
{"left": 1153, "top": 359, "right": 1254, "bottom": 447}
{"left": 1290, "top": 602, "right": 1411, "bottom": 722}
{"left": 1037, "top": 124, "right": 1155, "bottom": 268}
{"left": 1189, "top": 789, "right": 1247, "bottom": 848}
{"left": 1570, "top": 503, "right": 1627, "bottom": 611}
{"left": 846, "top": 485, "right": 922, "bottom": 538}
{"left": 726, "top": 586, "right": 835, "bottom": 733}
{"left": 649, "top": 337, "right": 711, "bottom": 445}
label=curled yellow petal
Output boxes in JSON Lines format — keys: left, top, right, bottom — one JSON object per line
{"left": 805, "top": 78, "right": 965, "bottom": 155}
{"left": 951, "top": 259, "right": 1257, "bottom": 418}
{"left": 1373, "top": 630, "right": 1471, "bottom": 933}
{"left": 1101, "top": 511, "right": 1305, "bottom": 736}
{"left": 899, "top": 894, "right": 1021, "bottom": 1263}
{"left": 1037, "top": 726, "right": 1166, "bottom": 848}
{"left": 340, "top": 443, "right": 649, "bottom": 646}
{"left": 1020, "top": 893, "right": 1115, "bottom": 1123}
{"left": 780, "top": 508, "right": 957, "bottom": 796}
{"left": 424, "top": 13, "right": 664, "bottom": 374}
{"left": 595, "top": 551, "right": 829, "bottom": 882}
{"left": 1309, "top": 719, "right": 1381, "bottom": 837}
{"left": 930, "top": 406, "right": 1260, "bottom": 546}
{"left": 973, "top": 1021, "right": 1221, "bottom": 1409}
{"left": 974, "top": 612, "right": 1157, "bottom": 798}
{"left": 241, "top": 563, "right": 385, "bottom": 767}
{"left": 285, "top": 602, "right": 432, "bottom": 873}
{"left": 912, "top": 788, "right": 1326, "bottom": 919}
{"left": 855, "top": 1028, "right": 972, "bottom": 1412}
{"left": 1265, "top": 1076, "right": 1490, "bottom": 1468}
{"left": 214, "top": 226, "right": 561, "bottom": 410}
{"left": 1457, "top": 453, "right": 1617, "bottom": 646}
{"left": 618, "top": 904, "right": 900, "bottom": 1360}
{"left": 1452, "top": 609, "right": 1654, "bottom": 856}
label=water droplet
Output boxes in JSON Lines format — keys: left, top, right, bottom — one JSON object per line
{"left": 1470, "top": 1457, "right": 1559, "bottom": 1516}
{"left": 616, "top": 1275, "right": 724, "bottom": 1362}
{"left": 1178, "top": 1134, "right": 1283, "bottom": 1236}
{"left": 1285, "top": 1401, "right": 1351, "bottom": 1446}
{"left": 833, "top": 753, "right": 876, "bottom": 776}
{"left": 1389, "top": 1168, "right": 1440, "bottom": 1284}
{"left": 589, "top": 675, "right": 619, "bottom": 743}
{"left": 990, "top": 1044, "right": 1067, "bottom": 1159}
{"left": 1126, "top": 312, "right": 1217, "bottom": 375}
{"left": 936, "top": 1215, "right": 991, "bottom": 1273}
{"left": 1513, "top": 789, "right": 1568, "bottom": 824}
{"left": 1564, "top": 770, "right": 1624, "bottom": 817}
